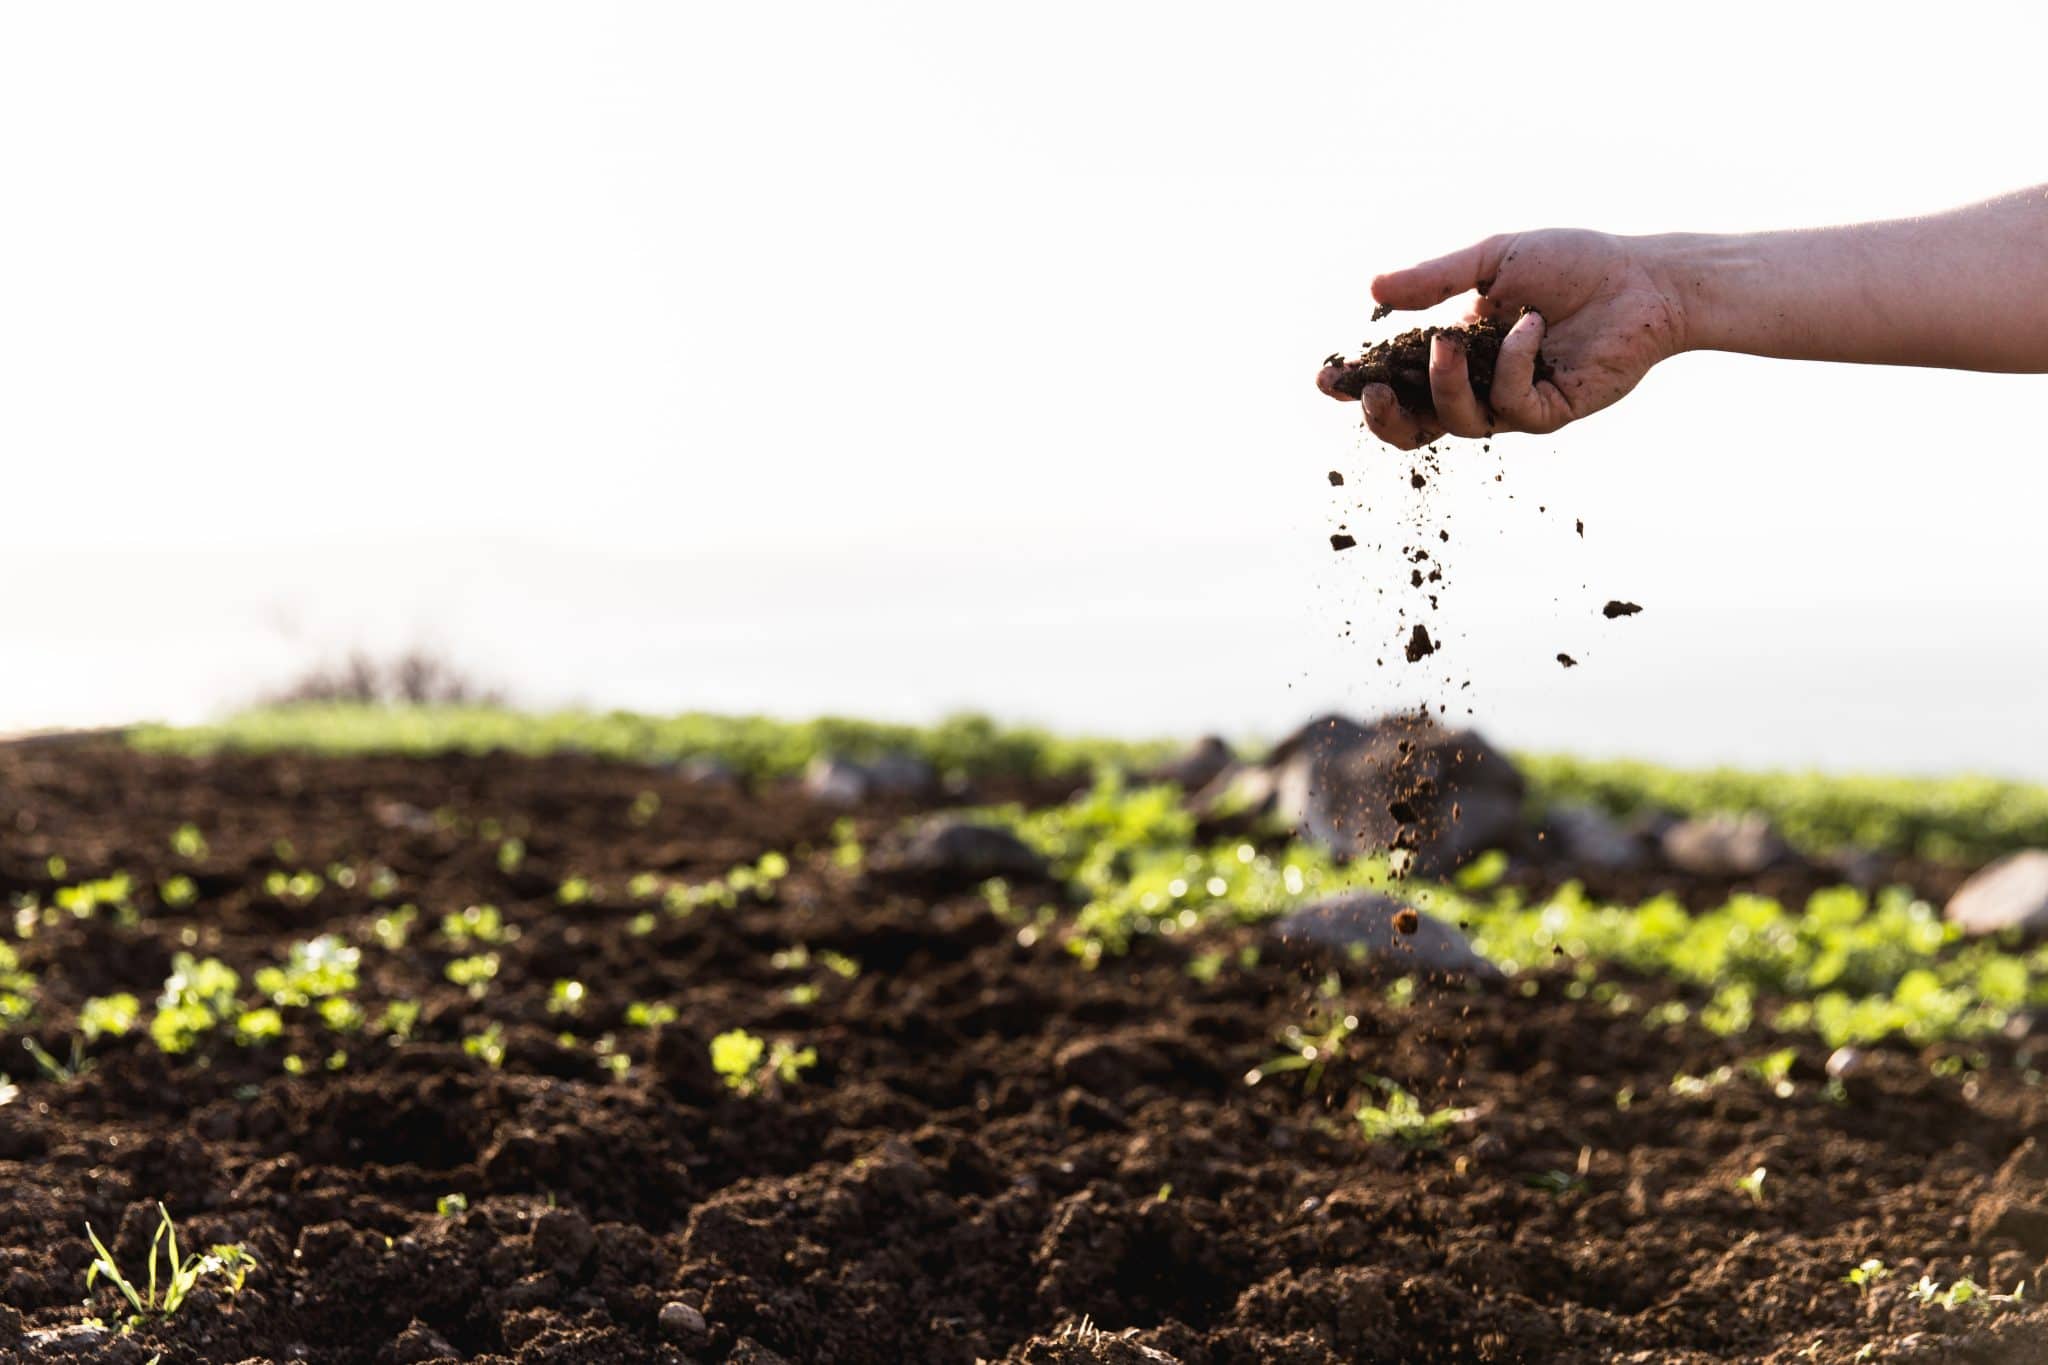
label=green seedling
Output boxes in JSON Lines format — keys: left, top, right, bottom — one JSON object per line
{"left": 710, "top": 1029, "right": 816, "bottom": 1096}
{"left": 445, "top": 953, "right": 500, "bottom": 998}
{"left": 557, "top": 876, "right": 593, "bottom": 905}
{"left": 624, "top": 1001, "right": 678, "bottom": 1028}
{"left": 1741, "top": 1048, "right": 1798, "bottom": 1098}
{"left": 629, "top": 790, "right": 660, "bottom": 826}
{"left": 831, "top": 818, "right": 863, "bottom": 871}
{"left": 1247, "top": 1011, "right": 1358, "bottom": 1092}
{"left": 151, "top": 954, "right": 240, "bottom": 1055}
{"left": 158, "top": 874, "right": 199, "bottom": 909}
{"left": 262, "top": 870, "right": 324, "bottom": 904}
{"left": 1844, "top": 1259, "right": 1891, "bottom": 1294}
{"left": 24, "top": 1036, "right": 90, "bottom": 1082}
{"left": 1735, "top": 1166, "right": 1768, "bottom": 1206}
{"left": 463, "top": 1023, "right": 506, "bottom": 1069}
{"left": 171, "top": 825, "right": 209, "bottom": 860}
{"left": 370, "top": 905, "right": 419, "bottom": 951}
{"left": 84, "top": 1204, "right": 257, "bottom": 1326}
{"left": 497, "top": 837, "right": 525, "bottom": 874}
{"left": 548, "top": 980, "right": 586, "bottom": 1017}
{"left": 443, "top": 904, "right": 513, "bottom": 946}
{"left": 1354, "top": 1078, "right": 1474, "bottom": 1148}
{"left": 254, "top": 935, "right": 359, "bottom": 1006}
{"left": 1909, "top": 1274, "right": 2023, "bottom": 1310}
{"left": 55, "top": 874, "right": 136, "bottom": 924}
{"left": 436, "top": 1193, "right": 468, "bottom": 1217}
{"left": 376, "top": 1000, "right": 421, "bottom": 1041}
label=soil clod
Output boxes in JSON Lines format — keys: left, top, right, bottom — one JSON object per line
{"left": 1405, "top": 624, "right": 1436, "bottom": 663}
{"left": 1603, "top": 600, "right": 1643, "bottom": 618}
{"left": 1330, "top": 534, "right": 1356, "bottom": 552}
{"left": 1318, "top": 314, "right": 1553, "bottom": 417}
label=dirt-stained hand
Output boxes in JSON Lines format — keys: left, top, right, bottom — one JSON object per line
{"left": 1321, "top": 230, "right": 1689, "bottom": 449}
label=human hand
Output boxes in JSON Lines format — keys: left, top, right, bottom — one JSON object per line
{"left": 1320, "top": 229, "right": 1690, "bottom": 448}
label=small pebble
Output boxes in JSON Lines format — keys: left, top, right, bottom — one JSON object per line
{"left": 660, "top": 1301, "right": 707, "bottom": 1338}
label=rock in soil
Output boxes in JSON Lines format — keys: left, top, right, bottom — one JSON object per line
{"left": 1659, "top": 812, "right": 1794, "bottom": 878}
{"left": 1543, "top": 802, "right": 1647, "bottom": 869}
{"left": 1146, "top": 735, "right": 1235, "bottom": 792}
{"left": 658, "top": 1300, "right": 707, "bottom": 1339}
{"left": 1261, "top": 712, "right": 1524, "bottom": 876}
{"left": 1272, "top": 891, "right": 1502, "bottom": 979}
{"left": 1946, "top": 850, "right": 2048, "bottom": 935}
{"left": 870, "top": 815, "right": 1049, "bottom": 882}
{"left": 803, "top": 752, "right": 939, "bottom": 804}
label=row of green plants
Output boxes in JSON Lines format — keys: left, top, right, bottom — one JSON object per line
{"left": 132, "top": 705, "right": 1171, "bottom": 784}
{"left": 133, "top": 705, "right": 2048, "bottom": 864}
{"left": 981, "top": 776, "right": 2048, "bottom": 1049}
{"left": 1522, "top": 752, "right": 2048, "bottom": 864}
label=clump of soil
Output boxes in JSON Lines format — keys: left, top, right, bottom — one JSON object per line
{"left": 1330, "top": 533, "right": 1356, "bottom": 552}
{"left": 1604, "top": 600, "right": 1642, "bottom": 618}
{"left": 1557, "top": 652, "right": 1578, "bottom": 668}
{"left": 1404, "top": 624, "right": 1435, "bottom": 663}
{"left": 1319, "top": 314, "right": 1553, "bottom": 417}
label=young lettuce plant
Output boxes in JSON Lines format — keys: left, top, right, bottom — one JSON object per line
{"left": 710, "top": 1029, "right": 816, "bottom": 1096}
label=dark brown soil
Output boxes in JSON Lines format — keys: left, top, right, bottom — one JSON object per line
{"left": 3, "top": 739, "right": 2046, "bottom": 1364}
{"left": 1318, "top": 316, "right": 1554, "bottom": 418}
{"left": 1603, "top": 602, "right": 1643, "bottom": 619}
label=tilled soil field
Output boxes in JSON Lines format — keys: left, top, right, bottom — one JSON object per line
{"left": 3, "top": 740, "right": 2047, "bottom": 1363}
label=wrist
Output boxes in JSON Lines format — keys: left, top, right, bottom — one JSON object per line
{"left": 1635, "top": 231, "right": 1757, "bottom": 356}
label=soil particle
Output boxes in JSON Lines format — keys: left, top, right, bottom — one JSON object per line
{"left": 1557, "top": 653, "right": 1578, "bottom": 668}
{"left": 1370, "top": 303, "right": 1394, "bottom": 321}
{"left": 1404, "top": 624, "right": 1436, "bottom": 663}
{"left": 1317, "top": 315, "right": 1553, "bottom": 416}
{"left": 1327, "top": 471, "right": 1344, "bottom": 486}
{"left": 1391, "top": 906, "right": 1421, "bottom": 936}
{"left": 1603, "top": 600, "right": 1643, "bottom": 618}
{"left": 1329, "top": 534, "right": 1356, "bottom": 552}
{"left": 1409, "top": 470, "right": 1426, "bottom": 489}
{"left": 1576, "top": 519, "right": 1585, "bottom": 537}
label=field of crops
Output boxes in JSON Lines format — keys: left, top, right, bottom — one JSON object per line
{"left": 6, "top": 709, "right": 2048, "bottom": 1363}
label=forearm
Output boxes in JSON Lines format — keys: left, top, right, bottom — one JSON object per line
{"left": 1649, "top": 187, "right": 2048, "bottom": 371}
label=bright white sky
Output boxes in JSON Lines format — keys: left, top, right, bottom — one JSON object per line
{"left": 3, "top": 3, "right": 2045, "bottom": 776}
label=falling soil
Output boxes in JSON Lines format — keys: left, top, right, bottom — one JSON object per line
{"left": 1390, "top": 906, "right": 1421, "bottom": 936}
{"left": 3, "top": 740, "right": 2046, "bottom": 1362}
{"left": 1326, "top": 471, "right": 1344, "bottom": 486}
{"left": 1405, "top": 624, "right": 1436, "bottom": 663}
{"left": 1604, "top": 601, "right": 1643, "bottom": 619}
{"left": 1557, "top": 653, "right": 1578, "bottom": 668}
{"left": 1317, "top": 315, "right": 1554, "bottom": 419}
{"left": 1329, "top": 533, "right": 1356, "bottom": 552}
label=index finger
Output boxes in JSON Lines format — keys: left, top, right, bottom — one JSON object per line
{"left": 1371, "top": 234, "right": 1512, "bottom": 312}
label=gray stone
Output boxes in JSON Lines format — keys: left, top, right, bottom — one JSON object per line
{"left": 1271, "top": 891, "right": 1502, "bottom": 979}
{"left": 1543, "top": 803, "right": 1646, "bottom": 869}
{"left": 802, "top": 752, "right": 938, "bottom": 804}
{"left": 874, "top": 817, "right": 1047, "bottom": 880}
{"left": 658, "top": 1300, "right": 707, "bottom": 1339}
{"left": 1659, "top": 812, "right": 1792, "bottom": 878}
{"left": 1149, "top": 735, "right": 1235, "bottom": 792}
{"left": 1259, "top": 713, "right": 1524, "bottom": 876}
{"left": 1946, "top": 851, "right": 2048, "bottom": 936}
{"left": 672, "top": 756, "right": 740, "bottom": 788}
{"left": 863, "top": 751, "right": 939, "bottom": 797}
{"left": 803, "top": 756, "right": 872, "bottom": 804}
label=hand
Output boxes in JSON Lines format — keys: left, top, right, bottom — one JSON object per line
{"left": 1324, "top": 229, "right": 1690, "bottom": 448}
